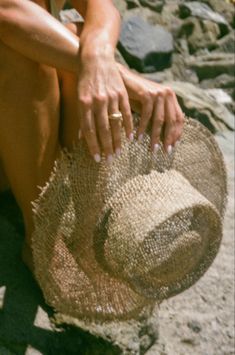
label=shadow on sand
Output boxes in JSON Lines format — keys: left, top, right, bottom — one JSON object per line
{"left": 0, "top": 191, "right": 120, "bottom": 355}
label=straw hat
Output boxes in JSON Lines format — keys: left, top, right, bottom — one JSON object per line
{"left": 31, "top": 115, "right": 227, "bottom": 322}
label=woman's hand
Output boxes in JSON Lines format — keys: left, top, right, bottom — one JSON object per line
{"left": 77, "top": 52, "right": 133, "bottom": 163}
{"left": 118, "top": 64, "right": 185, "bottom": 154}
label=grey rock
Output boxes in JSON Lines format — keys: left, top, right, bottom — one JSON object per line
{"left": 179, "top": 17, "right": 220, "bottom": 53}
{"left": 113, "top": 0, "right": 127, "bottom": 16}
{"left": 163, "top": 80, "right": 235, "bottom": 132}
{"left": 214, "top": 31, "right": 235, "bottom": 53}
{"left": 200, "top": 73, "right": 235, "bottom": 90}
{"left": 143, "top": 69, "right": 174, "bottom": 83}
{"left": 200, "top": 0, "right": 235, "bottom": 28}
{"left": 187, "top": 320, "right": 202, "bottom": 333}
{"left": 171, "top": 53, "right": 199, "bottom": 84}
{"left": 186, "top": 53, "right": 235, "bottom": 80}
{"left": 126, "top": 0, "right": 141, "bottom": 9}
{"left": 139, "top": 0, "right": 165, "bottom": 13}
{"left": 118, "top": 15, "right": 174, "bottom": 73}
{"left": 206, "top": 89, "right": 233, "bottom": 105}
{"left": 179, "top": 1, "right": 229, "bottom": 35}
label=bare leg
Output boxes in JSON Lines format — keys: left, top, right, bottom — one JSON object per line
{"left": 0, "top": 41, "right": 61, "bottom": 251}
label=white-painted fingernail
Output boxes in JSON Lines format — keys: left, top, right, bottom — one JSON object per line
{"left": 107, "top": 154, "right": 113, "bottom": 164}
{"left": 115, "top": 148, "right": 121, "bottom": 157}
{"left": 138, "top": 134, "right": 143, "bottom": 142}
{"left": 153, "top": 143, "right": 160, "bottom": 154}
{"left": 167, "top": 145, "right": 173, "bottom": 155}
{"left": 129, "top": 132, "right": 134, "bottom": 142}
{"left": 94, "top": 154, "right": 101, "bottom": 163}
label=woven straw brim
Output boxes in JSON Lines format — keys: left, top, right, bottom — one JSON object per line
{"left": 32, "top": 116, "right": 227, "bottom": 321}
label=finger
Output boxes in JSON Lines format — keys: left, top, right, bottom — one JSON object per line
{"left": 119, "top": 93, "right": 134, "bottom": 141}
{"left": 95, "top": 98, "right": 114, "bottom": 162}
{"left": 137, "top": 97, "right": 154, "bottom": 142}
{"left": 151, "top": 93, "right": 165, "bottom": 153}
{"left": 172, "top": 94, "right": 185, "bottom": 144}
{"left": 163, "top": 92, "right": 177, "bottom": 154}
{"left": 108, "top": 99, "right": 122, "bottom": 157}
{"left": 80, "top": 108, "right": 101, "bottom": 162}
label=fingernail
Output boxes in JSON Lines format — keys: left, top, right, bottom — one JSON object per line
{"left": 138, "top": 133, "right": 143, "bottom": 143}
{"left": 128, "top": 132, "right": 134, "bottom": 142}
{"left": 78, "top": 130, "right": 82, "bottom": 140}
{"left": 115, "top": 148, "right": 121, "bottom": 157}
{"left": 107, "top": 154, "right": 113, "bottom": 164}
{"left": 167, "top": 145, "right": 173, "bottom": 155}
{"left": 94, "top": 153, "right": 101, "bottom": 163}
{"left": 153, "top": 143, "right": 160, "bottom": 154}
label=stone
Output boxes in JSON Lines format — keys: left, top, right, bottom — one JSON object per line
{"left": 186, "top": 53, "right": 235, "bottom": 80}
{"left": 187, "top": 320, "right": 202, "bottom": 333}
{"left": 206, "top": 89, "right": 233, "bottom": 106}
{"left": 112, "top": 0, "right": 127, "bottom": 16}
{"left": 214, "top": 31, "right": 235, "bottom": 53}
{"left": 162, "top": 80, "right": 234, "bottom": 132}
{"left": 179, "top": 1, "right": 229, "bottom": 35}
{"left": 171, "top": 53, "right": 199, "bottom": 84}
{"left": 118, "top": 15, "right": 174, "bottom": 73}
{"left": 200, "top": 74, "right": 235, "bottom": 100}
{"left": 200, "top": 0, "right": 235, "bottom": 28}
{"left": 179, "top": 17, "right": 220, "bottom": 53}
{"left": 126, "top": 0, "right": 140, "bottom": 10}
{"left": 139, "top": 0, "right": 165, "bottom": 13}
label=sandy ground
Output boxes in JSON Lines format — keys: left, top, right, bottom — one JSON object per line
{"left": 146, "top": 130, "right": 235, "bottom": 355}
{"left": 0, "top": 129, "right": 234, "bottom": 355}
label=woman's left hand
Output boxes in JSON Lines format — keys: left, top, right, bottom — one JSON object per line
{"left": 118, "top": 64, "right": 185, "bottom": 154}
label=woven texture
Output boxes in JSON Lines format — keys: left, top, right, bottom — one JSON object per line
{"left": 32, "top": 116, "right": 227, "bottom": 321}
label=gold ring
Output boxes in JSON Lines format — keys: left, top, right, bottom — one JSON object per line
{"left": 108, "top": 112, "right": 123, "bottom": 122}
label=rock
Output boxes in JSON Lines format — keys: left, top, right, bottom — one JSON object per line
{"left": 200, "top": 0, "right": 235, "bottom": 28}
{"left": 139, "top": 0, "right": 165, "bottom": 13}
{"left": 53, "top": 304, "right": 159, "bottom": 354}
{"left": 214, "top": 31, "right": 235, "bottom": 53}
{"left": 206, "top": 89, "right": 233, "bottom": 105}
{"left": 126, "top": 0, "right": 141, "bottom": 9}
{"left": 187, "top": 320, "right": 202, "bottom": 333}
{"left": 162, "top": 80, "right": 235, "bottom": 132}
{"left": 143, "top": 69, "right": 174, "bottom": 83}
{"left": 118, "top": 15, "right": 174, "bottom": 73}
{"left": 171, "top": 53, "right": 199, "bottom": 84}
{"left": 179, "top": 17, "right": 220, "bottom": 53}
{"left": 200, "top": 73, "right": 235, "bottom": 90}
{"left": 186, "top": 53, "right": 235, "bottom": 80}
{"left": 179, "top": 1, "right": 229, "bottom": 36}
{"left": 113, "top": 0, "right": 127, "bottom": 16}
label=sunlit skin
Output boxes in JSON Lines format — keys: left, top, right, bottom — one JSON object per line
{"left": 0, "top": 0, "right": 184, "bottom": 268}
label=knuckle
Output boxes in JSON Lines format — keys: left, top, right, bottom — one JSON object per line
{"left": 94, "top": 93, "right": 107, "bottom": 104}
{"left": 78, "top": 95, "right": 92, "bottom": 107}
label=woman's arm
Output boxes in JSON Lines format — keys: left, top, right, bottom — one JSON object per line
{"left": 0, "top": 0, "right": 79, "bottom": 72}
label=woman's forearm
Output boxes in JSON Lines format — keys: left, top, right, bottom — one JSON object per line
{"left": 0, "top": 0, "right": 79, "bottom": 72}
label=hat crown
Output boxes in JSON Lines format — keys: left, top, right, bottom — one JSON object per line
{"left": 96, "top": 169, "right": 221, "bottom": 299}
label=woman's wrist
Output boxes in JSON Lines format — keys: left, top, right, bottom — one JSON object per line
{"left": 79, "top": 31, "right": 116, "bottom": 62}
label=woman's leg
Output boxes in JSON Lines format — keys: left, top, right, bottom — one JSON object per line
{"left": 0, "top": 40, "right": 61, "bottom": 248}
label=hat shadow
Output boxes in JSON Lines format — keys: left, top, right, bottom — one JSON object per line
{"left": 0, "top": 191, "right": 121, "bottom": 355}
